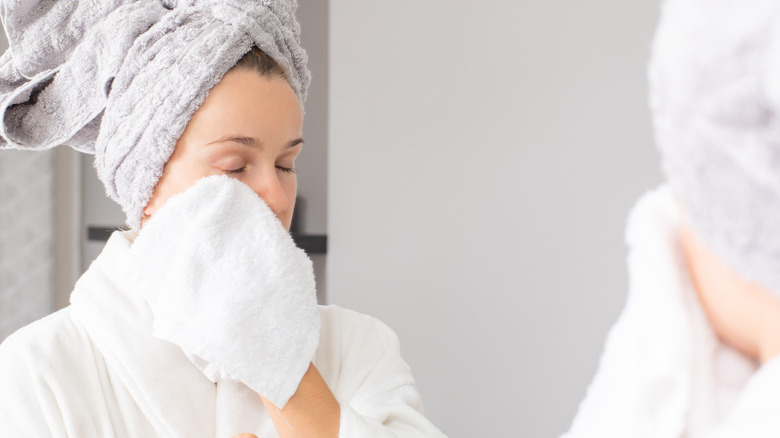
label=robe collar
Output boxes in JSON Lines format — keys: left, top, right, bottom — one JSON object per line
{"left": 70, "top": 231, "right": 218, "bottom": 437}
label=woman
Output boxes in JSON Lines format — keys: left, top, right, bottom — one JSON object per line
{"left": 563, "top": 0, "right": 780, "bottom": 436}
{"left": 0, "top": 1, "right": 445, "bottom": 437}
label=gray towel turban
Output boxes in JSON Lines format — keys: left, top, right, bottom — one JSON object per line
{"left": 650, "top": 0, "right": 780, "bottom": 294}
{"left": 0, "top": 0, "right": 310, "bottom": 229}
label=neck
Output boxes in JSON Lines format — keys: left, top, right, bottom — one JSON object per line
{"left": 679, "top": 222, "right": 780, "bottom": 364}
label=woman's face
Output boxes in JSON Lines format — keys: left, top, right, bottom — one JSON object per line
{"left": 143, "top": 69, "right": 303, "bottom": 230}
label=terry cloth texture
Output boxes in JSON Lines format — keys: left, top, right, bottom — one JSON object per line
{"left": 0, "top": 0, "right": 310, "bottom": 229}
{"left": 649, "top": 0, "right": 780, "bottom": 295}
{"left": 124, "top": 175, "right": 320, "bottom": 408}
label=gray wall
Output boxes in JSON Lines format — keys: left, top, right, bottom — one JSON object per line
{"left": 328, "top": 1, "right": 662, "bottom": 436}
{"left": 296, "top": 0, "right": 329, "bottom": 236}
{"left": 0, "top": 33, "right": 57, "bottom": 340}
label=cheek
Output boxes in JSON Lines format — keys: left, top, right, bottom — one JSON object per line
{"left": 287, "top": 175, "right": 298, "bottom": 197}
{"left": 286, "top": 175, "right": 298, "bottom": 209}
{"left": 280, "top": 175, "right": 298, "bottom": 227}
{"left": 161, "top": 166, "right": 202, "bottom": 199}
{"left": 146, "top": 159, "right": 208, "bottom": 215}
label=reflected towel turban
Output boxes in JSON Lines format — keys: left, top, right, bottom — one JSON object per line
{"left": 0, "top": 0, "right": 310, "bottom": 228}
{"left": 650, "top": 0, "right": 780, "bottom": 294}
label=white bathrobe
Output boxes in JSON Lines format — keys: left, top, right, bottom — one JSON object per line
{"left": 0, "top": 231, "right": 446, "bottom": 437}
{"left": 562, "top": 186, "right": 780, "bottom": 438}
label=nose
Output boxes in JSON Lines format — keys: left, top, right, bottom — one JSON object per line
{"left": 248, "top": 167, "right": 289, "bottom": 216}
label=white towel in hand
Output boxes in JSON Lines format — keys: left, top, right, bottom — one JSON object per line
{"left": 122, "top": 175, "right": 320, "bottom": 408}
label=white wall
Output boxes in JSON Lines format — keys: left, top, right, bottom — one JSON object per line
{"left": 328, "top": 1, "right": 662, "bottom": 436}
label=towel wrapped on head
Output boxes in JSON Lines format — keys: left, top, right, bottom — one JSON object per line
{"left": 0, "top": 0, "right": 310, "bottom": 229}
{"left": 649, "top": 0, "right": 780, "bottom": 295}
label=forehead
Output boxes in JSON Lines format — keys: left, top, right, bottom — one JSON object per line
{"left": 183, "top": 69, "right": 303, "bottom": 145}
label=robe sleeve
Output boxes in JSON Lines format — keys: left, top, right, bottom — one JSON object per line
{"left": 0, "top": 320, "right": 71, "bottom": 436}
{"left": 318, "top": 306, "right": 447, "bottom": 438}
{"left": 0, "top": 310, "right": 112, "bottom": 437}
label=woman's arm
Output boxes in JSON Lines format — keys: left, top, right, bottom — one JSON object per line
{"left": 260, "top": 363, "right": 340, "bottom": 438}
{"left": 234, "top": 306, "right": 447, "bottom": 438}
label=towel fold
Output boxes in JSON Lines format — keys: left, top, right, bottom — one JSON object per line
{"left": 122, "top": 175, "right": 320, "bottom": 408}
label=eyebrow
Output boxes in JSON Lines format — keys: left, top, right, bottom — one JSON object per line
{"left": 207, "top": 136, "right": 304, "bottom": 149}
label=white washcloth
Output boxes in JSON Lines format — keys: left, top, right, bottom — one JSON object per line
{"left": 121, "top": 175, "right": 320, "bottom": 408}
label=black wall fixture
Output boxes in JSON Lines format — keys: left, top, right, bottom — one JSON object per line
{"left": 87, "top": 197, "right": 327, "bottom": 255}
{"left": 86, "top": 226, "right": 328, "bottom": 255}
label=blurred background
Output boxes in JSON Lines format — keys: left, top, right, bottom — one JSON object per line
{"left": 0, "top": 1, "right": 663, "bottom": 436}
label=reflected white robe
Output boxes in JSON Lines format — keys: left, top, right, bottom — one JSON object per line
{"left": 562, "top": 186, "right": 780, "bottom": 438}
{"left": 0, "top": 232, "right": 446, "bottom": 437}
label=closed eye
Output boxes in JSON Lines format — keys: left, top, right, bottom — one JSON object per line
{"left": 224, "top": 166, "right": 295, "bottom": 175}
